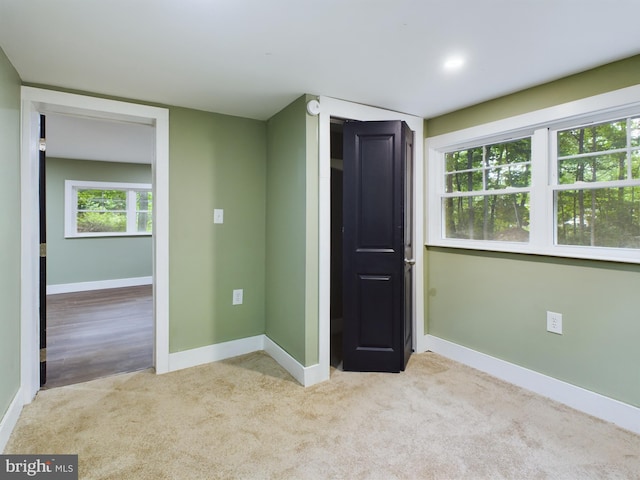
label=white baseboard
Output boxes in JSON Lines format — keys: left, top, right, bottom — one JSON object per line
{"left": 424, "top": 334, "right": 640, "bottom": 435}
{"left": 263, "top": 336, "right": 324, "bottom": 387}
{"left": 168, "top": 335, "right": 265, "bottom": 373}
{"left": 47, "top": 276, "right": 152, "bottom": 295}
{"left": 302, "top": 363, "right": 328, "bottom": 387}
{"left": 168, "top": 335, "right": 324, "bottom": 388}
{"left": 0, "top": 388, "right": 23, "bottom": 453}
{"left": 1, "top": 336, "right": 313, "bottom": 452}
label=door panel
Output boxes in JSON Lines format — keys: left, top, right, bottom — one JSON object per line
{"left": 358, "top": 275, "right": 394, "bottom": 348}
{"left": 357, "top": 135, "right": 395, "bottom": 249}
{"left": 342, "top": 120, "right": 413, "bottom": 373}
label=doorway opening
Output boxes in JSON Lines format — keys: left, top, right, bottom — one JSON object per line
{"left": 42, "top": 113, "right": 156, "bottom": 388}
{"left": 318, "top": 96, "right": 425, "bottom": 384}
{"left": 20, "top": 87, "right": 170, "bottom": 402}
{"left": 329, "top": 118, "right": 344, "bottom": 369}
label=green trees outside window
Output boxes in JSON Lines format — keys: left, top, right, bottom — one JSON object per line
{"left": 65, "top": 180, "right": 152, "bottom": 237}
{"left": 555, "top": 117, "right": 640, "bottom": 248}
{"left": 428, "top": 89, "right": 640, "bottom": 263}
{"left": 77, "top": 188, "right": 152, "bottom": 234}
{"left": 444, "top": 138, "right": 531, "bottom": 241}
{"left": 77, "top": 189, "right": 127, "bottom": 233}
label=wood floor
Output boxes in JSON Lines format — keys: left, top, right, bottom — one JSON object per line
{"left": 45, "top": 285, "right": 153, "bottom": 389}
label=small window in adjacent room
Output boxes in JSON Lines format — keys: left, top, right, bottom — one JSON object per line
{"left": 65, "top": 180, "right": 152, "bottom": 237}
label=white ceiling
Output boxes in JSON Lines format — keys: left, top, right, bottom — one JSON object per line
{"left": 46, "top": 114, "right": 155, "bottom": 164}
{"left": 1, "top": 0, "right": 640, "bottom": 121}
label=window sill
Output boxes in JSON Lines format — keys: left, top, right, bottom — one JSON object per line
{"left": 64, "top": 232, "right": 152, "bottom": 239}
{"left": 425, "top": 239, "right": 640, "bottom": 265}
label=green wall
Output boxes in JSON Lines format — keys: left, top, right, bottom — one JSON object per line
{"left": 168, "top": 107, "right": 267, "bottom": 353}
{"left": 265, "top": 95, "right": 319, "bottom": 366}
{"left": 0, "top": 47, "right": 21, "bottom": 419}
{"left": 425, "top": 55, "right": 640, "bottom": 407}
{"left": 427, "top": 55, "right": 640, "bottom": 136}
{"left": 16, "top": 86, "right": 270, "bottom": 355}
{"left": 304, "top": 95, "right": 319, "bottom": 366}
{"left": 46, "top": 158, "right": 152, "bottom": 286}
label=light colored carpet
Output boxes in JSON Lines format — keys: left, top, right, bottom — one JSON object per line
{"left": 5, "top": 351, "right": 640, "bottom": 479}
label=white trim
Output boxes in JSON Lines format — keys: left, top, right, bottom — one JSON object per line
{"left": 425, "top": 335, "right": 640, "bottom": 435}
{"left": 20, "top": 87, "right": 170, "bottom": 404}
{"left": 317, "top": 96, "right": 426, "bottom": 384}
{"left": 263, "top": 336, "right": 324, "bottom": 387}
{"left": 20, "top": 99, "right": 40, "bottom": 404}
{"left": 168, "top": 335, "right": 265, "bottom": 373}
{"left": 0, "top": 388, "right": 23, "bottom": 453}
{"left": 46, "top": 276, "right": 153, "bottom": 295}
{"left": 153, "top": 107, "right": 170, "bottom": 375}
{"left": 263, "top": 336, "right": 305, "bottom": 385}
{"left": 301, "top": 362, "right": 327, "bottom": 387}
{"left": 167, "top": 335, "right": 317, "bottom": 387}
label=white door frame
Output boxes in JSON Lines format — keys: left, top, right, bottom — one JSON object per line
{"left": 20, "top": 87, "right": 170, "bottom": 402}
{"left": 316, "top": 96, "right": 425, "bottom": 383}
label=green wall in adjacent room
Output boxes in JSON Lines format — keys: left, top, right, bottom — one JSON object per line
{"left": 424, "top": 55, "right": 640, "bottom": 407}
{"left": 168, "top": 107, "right": 267, "bottom": 353}
{"left": 45, "top": 158, "right": 152, "bottom": 286}
{"left": 0, "top": 47, "right": 22, "bottom": 419}
{"left": 265, "top": 94, "right": 319, "bottom": 366}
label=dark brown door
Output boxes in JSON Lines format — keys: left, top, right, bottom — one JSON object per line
{"left": 39, "top": 114, "right": 47, "bottom": 386}
{"left": 342, "top": 120, "right": 414, "bottom": 373}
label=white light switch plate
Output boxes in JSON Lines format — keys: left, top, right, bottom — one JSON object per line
{"left": 214, "top": 209, "right": 224, "bottom": 224}
{"left": 232, "top": 289, "right": 243, "bottom": 305}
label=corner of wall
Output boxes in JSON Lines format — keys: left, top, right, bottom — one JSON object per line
{"left": 0, "top": 388, "right": 23, "bottom": 452}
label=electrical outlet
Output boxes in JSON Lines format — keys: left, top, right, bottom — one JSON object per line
{"left": 214, "top": 209, "right": 224, "bottom": 224}
{"left": 232, "top": 289, "right": 243, "bottom": 305}
{"left": 547, "top": 311, "right": 563, "bottom": 334}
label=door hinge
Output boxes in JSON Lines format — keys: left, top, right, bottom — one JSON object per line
{"left": 40, "top": 348, "right": 47, "bottom": 363}
{"left": 39, "top": 138, "right": 46, "bottom": 152}
{"left": 40, "top": 243, "right": 47, "bottom": 257}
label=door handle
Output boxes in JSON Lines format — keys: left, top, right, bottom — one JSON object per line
{"left": 404, "top": 258, "right": 415, "bottom": 265}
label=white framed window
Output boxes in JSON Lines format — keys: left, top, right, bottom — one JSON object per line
{"left": 64, "top": 180, "right": 152, "bottom": 238}
{"left": 427, "top": 84, "right": 640, "bottom": 264}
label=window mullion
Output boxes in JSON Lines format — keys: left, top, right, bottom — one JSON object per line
{"left": 627, "top": 118, "right": 633, "bottom": 180}
{"left": 71, "top": 185, "right": 78, "bottom": 237}
{"left": 127, "top": 190, "right": 137, "bottom": 233}
{"left": 530, "top": 128, "right": 550, "bottom": 249}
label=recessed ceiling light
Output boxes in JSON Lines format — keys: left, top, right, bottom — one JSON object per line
{"left": 444, "top": 56, "right": 465, "bottom": 71}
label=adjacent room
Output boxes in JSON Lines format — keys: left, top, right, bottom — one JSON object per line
{"left": 1, "top": 1, "right": 639, "bottom": 478}
{"left": 43, "top": 114, "right": 156, "bottom": 388}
